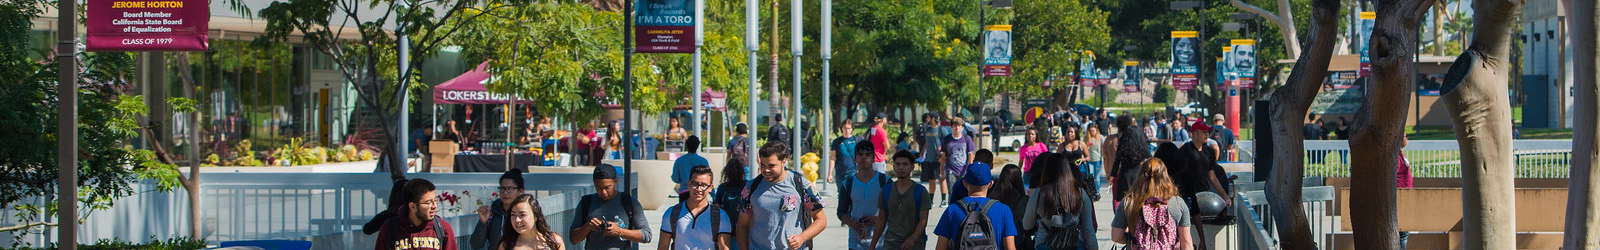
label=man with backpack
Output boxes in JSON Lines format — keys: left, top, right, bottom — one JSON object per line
{"left": 658, "top": 165, "right": 733, "bottom": 250}
{"left": 727, "top": 123, "right": 752, "bottom": 180}
{"left": 829, "top": 121, "right": 861, "bottom": 192}
{"left": 375, "top": 178, "right": 459, "bottom": 250}
{"left": 770, "top": 114, "right": 792, "bottom": 147}
{"left": 737, "top": 141, "right": 829, "bottom": 250}
{"left": 933, "top": 163, "right": 1018, "bottom": 250}
{"left": 873, "top": 151, "right": 933, "bottom": 250}
{"left": 571, "top": 165, "right": 654, "bottom": 250}
{"left": 837, "top": 142, "right": 889, "bottom": 249}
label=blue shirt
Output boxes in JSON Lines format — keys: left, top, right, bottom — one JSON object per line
{"left": 933, "top": 197, "right": 1018, "bottom": 247}
{"left": 660, "top": 204, "right": 734, "bottom": 250}
{"left": 831, "top": 136, "right": 860, "bottom": 178}
{"left": 672, "top": 153, "right": 710, "bottom": 193}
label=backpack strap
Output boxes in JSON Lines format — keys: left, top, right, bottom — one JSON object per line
{"left": 710, "top": 204, "right": 724, "bottom": 236}
{"left": 914, "top": 184, "right": 926, "bottom": 210}
{"left": 622, "top": 193, "right": 639, "bottom": 229}
{"left": 434, "top": 215, "right": 450, "bottom": 248}
{"left": 979, "top": 200, "right": 998, "bottom": 214}
{"left": 667, "top": 205, "right": 682, "bottom": 234}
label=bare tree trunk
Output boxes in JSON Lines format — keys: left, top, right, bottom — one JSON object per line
{"left": 175, "top": 54, "right": 203, "bottom": 240}
{"left": 1564, "top": 0, "right": 1600, "bottom": 247}
{"left": 1439, "top": 0, "right": 1522, "bottom": 248}
{"left": 1350, "top": 0, "right": 1435, "bottom": 249}
{"left": 1264, "top": 0, "right": 1341, "bottom": 249}
{"left": 1229, "top": 0, "right": 1302, "bottom": 58}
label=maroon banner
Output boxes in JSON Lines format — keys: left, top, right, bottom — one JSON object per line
{"left": 86, "top": 0, "right": 209, "bottom": 51}
{"left": 1238, "top": 77, "right": 1255, "bottom": 88}
{"left": 1123, "top": 84, "right": 1139, "bottom": 92}
{"left": 984, "top": 65, "right": 1011, "bottom": 76}
{"left": 1172, "top": 73, "right": 1199, "bottom": 90}
{"left": 1079, "top": 78, "right": 1094, "bottom": 87}
{"left": 637, "top": 26, "right": 696, "bottom": 53}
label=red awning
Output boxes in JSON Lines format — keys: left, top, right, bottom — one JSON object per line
{"left": 432, "top": 62, "right": 532, "bottom": 105}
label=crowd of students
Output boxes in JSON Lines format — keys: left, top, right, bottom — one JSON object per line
{"left": 371, "top": 109, "right": 1250, "bottom": 250}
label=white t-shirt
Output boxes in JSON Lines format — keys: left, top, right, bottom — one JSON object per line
{"left": 660, "top": 204, "right": 733, "bottom": 250}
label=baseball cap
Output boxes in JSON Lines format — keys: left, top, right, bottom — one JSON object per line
{"left": 874, "top": 112, "right": 887, "bottom": 121}
{"left": 1190, "top": 121, "right": 1214, "bottom": 132}
{"left": 964, "top": 162, "right": 993, "bottom": 186}
{"left": 1212, "top": 114, "right": 1225, "bottom": 122}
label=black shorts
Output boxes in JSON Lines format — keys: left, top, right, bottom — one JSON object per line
{"left": 920, "top": 161, "right": 944, "bottom": 182}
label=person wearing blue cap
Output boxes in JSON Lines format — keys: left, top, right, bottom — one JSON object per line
{"left": 932, "top": 161, "right": 1018, "bottom": 250}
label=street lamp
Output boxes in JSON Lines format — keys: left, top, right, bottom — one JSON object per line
{"left": 977, "top": 0, "right": 1010, "bottom": 149}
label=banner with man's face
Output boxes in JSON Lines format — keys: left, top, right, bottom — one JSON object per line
{"left": 984, "top": 25, "right": 1012, "bottom": 76}
{"left": 1123, "top": 61, "right": 1140, "bottom": 92}
{"left": 1230, "top": 39, "right": 1256, "bottom": 87}
{"left": 1170, "top": 31, "right": 1200, "bottom": 90}
{"left": 1078, "top": 51, "right": 1096, "bottom": 86}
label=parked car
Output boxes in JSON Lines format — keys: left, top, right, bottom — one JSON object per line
{"left": 1175, "top": 102, "right": 1208, "bottom": 116}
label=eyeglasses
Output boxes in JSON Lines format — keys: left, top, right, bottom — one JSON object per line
{"left": 418, "top": 200, "right": 438, "bottom": 208}
{"left": 498, "top": 186, "right": 520, "bottom": 191}
{"left": 690, "top": 183, "right": 712, "bottom": 191}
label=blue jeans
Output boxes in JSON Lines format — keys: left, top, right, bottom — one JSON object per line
{"left": 1085, "top": 161, "right": 1104, "bottom": 183}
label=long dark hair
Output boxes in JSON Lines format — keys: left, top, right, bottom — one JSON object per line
{"left": 1026, "top": 152, "right": 1057, "bottom": 188}
{"left": 1040, "top": 152, "right": 1083, "bottom": 214}
{"left": 722, "top": 160, "right": 748, "bottom": 186}
{"left": 988, "top": 164, "right": 1027, "bottom": 204}
{"left": 500, "top": 194, "right": 560, "bottom": 250}
{"left": 1114, "top": 116, "right": 1151, "bottom": 173}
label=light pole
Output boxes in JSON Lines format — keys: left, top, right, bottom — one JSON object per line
{"left": 790, "top": 0, "right": 803, "bottom": 167}
{"left": 976, "top": 0, "right": 1009, "bottom": 150}
{"left": 745, "top": 0, "right": 760, "bottom": 174}
{"left": 1170, "top": 0, "right": 1200, "bottom": 108}
{"left": 821, "top": 0, "right": 833, "bottom": 187}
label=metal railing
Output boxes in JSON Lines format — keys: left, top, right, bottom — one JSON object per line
{"left": 1235, "top": 140, "right": 1572, "bottom": 178}
{"left": 1233, "top": 181, "right": 1339, "bottom": 250}
{"left": 0, "top": 172, "right": 610, "bottom": 249}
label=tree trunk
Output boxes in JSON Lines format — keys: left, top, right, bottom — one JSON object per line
{"left": 1564, "top": 0, "right": 1600, "bottom": 248}
{"left": 1350, "top": 0, "right": 1435, "bottom": 249}
{"left": 1439, "top": 0, "right": 1521, "bottom": 248}
{"left": 175, "top": 53, "right": 203, "bottom": 240}
{"left": 1432, "top": 6, "right": 1444, "bottom": 56}
{"left": 1263, "top": 0, "right": 1341, "bottom": 249}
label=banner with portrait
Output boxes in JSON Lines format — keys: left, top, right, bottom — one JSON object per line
{"left": 1230, "top": 39, "right": 1256, "bottom": 87}
{"left": 1217, "top": 45, "right": 1230, "bottom": 86}
{"left": 636, "top": 0, "right": 697, "bottom": 53}
{"left": 1078, "top": 51, "right": 1096, "bottom": 86}
{"left": 1359, "top": 11, "right": 1375, "bottom": 77}
{"left": 1123, "top": 61, "right": 1140, "bottom": 92}
{"left": 1170, "top": 31, "right": 1200, "bottom": 90}
{"left": 984, "top": 25, "right": 1012, "bottom": 76}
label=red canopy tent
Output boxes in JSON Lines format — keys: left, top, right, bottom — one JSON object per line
{"left": 432, "top": 62, "right": 531, "bottom": 105}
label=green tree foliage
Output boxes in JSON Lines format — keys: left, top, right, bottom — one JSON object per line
{"left": 1004, "top": 0, "right": 1111, "bottom": 99}
{"left": 250, "top": 0, "right": 513, "bottom": 175}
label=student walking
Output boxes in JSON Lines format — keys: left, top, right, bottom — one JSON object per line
{"left": 737, "top": 142, "right": 829, "bottom": 250}
{"left": 1023, "top": 153, "right": 1098, "bottom": 250}
{"left": 498, "top": 194, "right": 566, "bottom": 250}
{"left": 376, "top": 178, "right": 460, "bottom": 250}
{"left": 940, "top": 119, "right": 976, "bottom": 205}
{"left": 872, "top": 151, "right": 933, "bottom": 250}
{"left": 837, "top": 142, "right": 889, "bottom": 249}
{"left": 570, "top": 165, "right": 653, "bottom": 250}
{"left": 713, "top": 160, "right": 752, "bottom": 250}
{"left": 1111, "top": 158, "right": 1193, "bottom": 250}
{"left": 989, "top": 164, "right": 1033, "bottom": 248}
{"left": 472, "top": 170, "right": 527, "bottom": 250}
{"left": 932, "top": 163, "right": 1018, "bottom": 250}
{"left": 673, "top": 136, "right": 711, "bottom": 194}
{"left": 1108, "top": 116, "right": 1152, "bottom": 205}
{"left": 659, "top": 165, "right": 733, "bottom": 250}
{"left": 916, "top": 113, "right": 946, "bottom": 208}
{"left": 830, "top": 121, "right": 861, "bottom": 191}
{"left": 867, "top": 113, "right": 892, "bottom": 173}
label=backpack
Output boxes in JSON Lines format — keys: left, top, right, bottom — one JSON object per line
{"left": 667, "top": 204, "right": 723, "bottom": 239}
{"left": 576, "top": 192, "right": 640, "bottom": 231}
{"left": 878, "top": 182, "right": 926, "bottom": 213}
{"left": 1037, "top": 207, "right": 1083, "bottom": 250}
{"left": 953, "top": 199, "right": 1000, "bottom": 250}
{"left": 729, "top": 136, "right": 750, "bottom": 166}
{"left": 1131, "top": 197, "right": 1178, "bottom": 250}
{"left": 742, "top": 171, "right": 815, "bottom": 247}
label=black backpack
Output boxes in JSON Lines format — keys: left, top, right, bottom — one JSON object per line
{"left": 1037, "top": 208, "right": 1084, "bottom": 250}
{"left": 954, "top": 199, "right": 1000, "bottom": 250}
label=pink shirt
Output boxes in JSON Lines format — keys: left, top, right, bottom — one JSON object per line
{"left": 871, "top": 124, "right": 890, "bottom": 162}
{"left": 1019, "top": 143, "right": 1049, "bottom": 172}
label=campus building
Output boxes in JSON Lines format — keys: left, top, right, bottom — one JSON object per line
{"left": 28, "top": 1, "right": 471, "bottom": 155}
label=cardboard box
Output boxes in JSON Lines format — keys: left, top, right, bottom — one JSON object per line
{"left": 428, "top": 140, "right": 459, "bottom": 169}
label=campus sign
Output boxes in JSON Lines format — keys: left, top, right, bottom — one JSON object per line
{"left": 1123, "top": 61, "right": 1140, "bottom": 92}
{"left": 86, "top": 0, "right": 209, "bottom": 51}
{"left": 1230, "top": 39, "right": 1256, "bottom": 87}
{"left": 984, "top": 25, "right": 1013, "bottom": 76}
{"left": 1170, "top": 31, "right": 1199, "bottom": 90}
{"left": 636, "top": 0, "right": 697, "bottom": 53}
